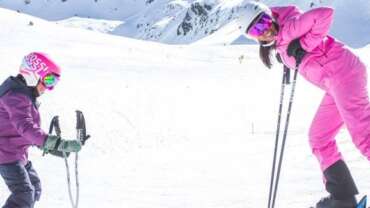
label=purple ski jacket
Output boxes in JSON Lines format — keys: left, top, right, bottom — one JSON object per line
{"left": 0, "top": 76, "right": 47, "bottom": 164}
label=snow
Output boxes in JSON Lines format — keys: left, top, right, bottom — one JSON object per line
{"left": 1, "top": 0, "right": 369, "bottom": 47}
{"left": 153, "top": 17, "right": 174, "bottom": 29}
{"left": 0, "top": 4, "right": 369, "bottom": 208}
{"left": 56, "top": 17, "right": 123, "bottom": 34}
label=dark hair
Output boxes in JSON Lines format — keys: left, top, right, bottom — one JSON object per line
{"left": 259, "top": 22, "right": 279, "bottom": 69}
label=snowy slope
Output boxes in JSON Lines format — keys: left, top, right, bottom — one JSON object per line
{"left": 56, "top": 17, "right": 123, "bottom": 34}
{"left": 1, "top": 0, "right": 370, "bottom": 47}
{"left": 0, "top": 7, "right": 369, "bottom": 208}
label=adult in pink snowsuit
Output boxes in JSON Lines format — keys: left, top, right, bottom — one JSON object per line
{"left": 271, "top": 6, "right": 370, "bottom": 166}
{"left": 238, "top": 2, "right": 369, "bottom": 208}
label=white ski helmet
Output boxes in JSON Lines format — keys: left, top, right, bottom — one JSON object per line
{"left": 237, "top": 1, "right": 272, "bottom": 36}
{"left": 19, "top": 52, "right": 61, "bottom": 87}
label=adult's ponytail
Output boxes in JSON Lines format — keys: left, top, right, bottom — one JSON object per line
{"left": 258, "top": 22, "right": 279, "bottom": 69}
{"left": 259, "top": 43, "right": 275, "bottom": 69}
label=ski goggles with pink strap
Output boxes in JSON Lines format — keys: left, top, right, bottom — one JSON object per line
{"left": 41, "top": 73, "right": 60, "bottom": 90}
{"left": 247, "top": 13, "right": 273, "bottom": 37}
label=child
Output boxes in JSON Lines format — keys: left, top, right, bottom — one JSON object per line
{"left": 0, "top": 52, "right": 82, "bottom": 208}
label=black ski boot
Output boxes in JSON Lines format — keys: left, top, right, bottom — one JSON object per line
{"left": 315, "top": 195, "right": 357, "bottom": 208}
{"left": 314, "top": 160, "right": 359, "bottom": 208}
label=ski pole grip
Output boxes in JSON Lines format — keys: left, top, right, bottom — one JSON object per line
{"left": 283, "top": 65, "right": 291, "bottom": 85}
{"left": 75, "top": 110, "right": 90, "bottom": 145}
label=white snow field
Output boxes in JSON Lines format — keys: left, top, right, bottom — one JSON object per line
{"left": 0, "top": 6, "right": 369, "bottom": 208}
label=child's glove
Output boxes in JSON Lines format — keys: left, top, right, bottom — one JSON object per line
{"left": 42, "top": 135, "right": 82, "bottom": 154}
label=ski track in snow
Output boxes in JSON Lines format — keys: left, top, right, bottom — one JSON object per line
{"left": 0, "top": 7, "right": 369, "bottom": 208}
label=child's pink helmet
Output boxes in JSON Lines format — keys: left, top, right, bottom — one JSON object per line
{"left": 19, "top": 52, "right": 61, "bottom": 87}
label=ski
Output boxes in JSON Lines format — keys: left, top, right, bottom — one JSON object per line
{"left": 309, "top": 195, "right": 367, "bottom": 208}
{"left": 356, "top": 195, "right": 367, "bottom": 208}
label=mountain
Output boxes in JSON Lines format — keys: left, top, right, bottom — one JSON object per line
{"left": 0, "top": 0, "right": 369, "bottom": 47}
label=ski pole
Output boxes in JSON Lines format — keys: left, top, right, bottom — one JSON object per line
{"left": 48, "top": 111, "right": 90, "bottom": 208}
{"left": 268, "top": 66, "right": 299, "bottom": 208}
{"left": 48, "top": 116, "right": 78, "bottom": 208}
{"left": 268, "top": 65, "right": 289, "bottom": 208}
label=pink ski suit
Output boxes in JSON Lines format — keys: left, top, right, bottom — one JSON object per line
{"left": 270, "top": 6, "right": 370, "bottom": 171}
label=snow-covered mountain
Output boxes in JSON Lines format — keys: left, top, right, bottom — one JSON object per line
{"left": 0, "top": 0, "right": 370, "bottom": 47}
{"left": 0, "top": 0, "right": 146, "bottom": 20}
